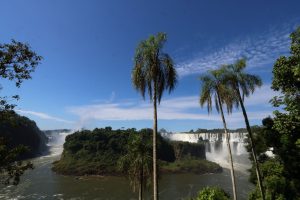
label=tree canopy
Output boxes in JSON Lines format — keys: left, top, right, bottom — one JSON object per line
{"left": 248, "top": 27, "right": 300, "bottom": 199}
{"left": 0, "top": 39, "right": 42, "bottom": 185}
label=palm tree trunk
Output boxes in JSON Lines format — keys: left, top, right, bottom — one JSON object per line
{"left": 236, "top": 88, "right": 265, "bottom": 200}
{"left": 139, "top": 166, "right": 143, "bottom": 200}
{"left": 153, "top": 88, "right": 158, "bottom": 200}
{"left": 217, "top": 92, "right": 237, "bottom": 200}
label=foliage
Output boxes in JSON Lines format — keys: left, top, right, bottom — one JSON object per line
{"left": 222, "top": 59, "right": 262, "bottom": 101}
{"left": 199, "top": 68, "right": 238, "bottom": 114}
{"left": 248, "top": 158, "right": 287, "bottom": 200}
{"left": 161, "top": 159, "right": 221, "bottom": 174}
{"left": 132, "top": 32, "right": 177, "bottom": 103}
{"left": 53, "top": 128, "right": 211, "bottom": 176}
{"left": 190, "top": 187, "right": 230, "bottom": 200}
{"left": 269, "top": 27, "right": 300, "bottom": 199}
{"left": 0, "top": 137, "right": 33, "bottom": 185}
{"left": 0, "top": 111, "right": 48, "bottom": 159}
{"left": 170, "top": 141, "right": 205, "bottom": 161}
{"left": 117, "top": 131, "right": 152, "bottom": 198}
{"left": 0, "top": 111, "right": 46, "bottom": 185}
{"left": 0, "top": 40, "right": 42, "bottom": 111}
{"left": 248, "top": 27, "right": 300, "bottom": 199}
{"left": 53, "top": 128, "right": 177, "bottom": 175}
{"left": 0, "top": 39, "right": 41, "bottom": 185}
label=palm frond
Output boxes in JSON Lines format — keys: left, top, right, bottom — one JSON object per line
{"left": 199, "top": 69, "right": 238, "bottom": 115}
{"left": 132, "top": 33, "right": 177, "bottom": 103}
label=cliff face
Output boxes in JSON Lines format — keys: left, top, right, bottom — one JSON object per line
{"left": 0, "top": 111, "right": 48, "bottom": 159}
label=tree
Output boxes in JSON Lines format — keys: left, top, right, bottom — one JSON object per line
{"left": 199, "top": 68, "right": 237, "bottom": 200}
{"left": 247, "top": 27, "right": 300, "bottom": 200}
{"left": 0, "top": 39, "right": 42, "bottom": 185}
{"left": 118, "top": 131, "right": 152, "bottom": 200}
{"left": 0, "top": 136, "right": 33, "bottom": 185}
{"left": 191, "top": 187, "right": 230, "bottom": 200}
{"left": 132, "top": 32, "right": 177, "bottom": 200}
{"left": 222, "top": 59, "right": 265, "bottom": 200}
{"left": 269, "top": 27, "right": 300, "bottom": 197}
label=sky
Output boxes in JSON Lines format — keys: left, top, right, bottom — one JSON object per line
{"left": 0, "top": 0, "right": 299, "bottom": 132}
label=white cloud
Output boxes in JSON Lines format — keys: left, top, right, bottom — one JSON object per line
{"left": 68, "top": 85, "right": 277, "bottom": 127}
{"left": 176, "top": 24, "right": 293, "bottom": 76}
{"left": 16, "top": 109, "right": 74, "bottom": 124}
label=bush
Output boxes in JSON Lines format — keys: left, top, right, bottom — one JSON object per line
{"left": 192, "top": 187, "right": 230, "bottom": 200}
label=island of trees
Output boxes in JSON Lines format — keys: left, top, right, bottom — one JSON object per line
{"left": 52, "top": 127, "right": 221, "bottom": 176}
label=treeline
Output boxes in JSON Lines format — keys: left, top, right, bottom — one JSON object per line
{"left": 187, "top": 128, "right": 247, "bottom": 133}
{"left": 52, "top": 127, "right": 214, "bottom": 176}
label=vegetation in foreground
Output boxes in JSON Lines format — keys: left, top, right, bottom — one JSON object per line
{"left": 189, "top": 187, "right": 230, "bottom": 200}
{"left": 246, "top": 27, "right": 300, "bottom": 200}
{"left": 0, "top": 39, "right": 42, "bottom": 185}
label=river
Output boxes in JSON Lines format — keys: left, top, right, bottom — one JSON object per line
{"left": 0, "top": 131, "right": 254, "bottom": 200}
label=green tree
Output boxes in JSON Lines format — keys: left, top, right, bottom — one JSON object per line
{"left": 118, "top": 131, "right": 152, "bottom": 200}
{"left": 269, "top": 27, "right": 300, "bottom": 198}
{"left": 247, "top": 27, "right": 300, "bottom": 200}
{"left": 132, "top": 32, "right": 177, "bottom": 200}
{"left": 0, "top": 137, "right": 33, "bottom": 185}
{"left": 0, "top": 39, "right": 41, "bottom": 185}
{"left": 191, "top": 187, "right": 230, "bottom": 200}
{"left": 222, "top": 59, "right": 265, "bottom": 200}
{"left": 199, "top": 68, "right": 238, "bottom": 200}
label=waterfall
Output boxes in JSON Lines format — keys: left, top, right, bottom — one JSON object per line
{"left": 44, "top": 130, "right": 73, "bottom": 156}
{"left": 161, "top": 132, "right": 251, "bottom": 172}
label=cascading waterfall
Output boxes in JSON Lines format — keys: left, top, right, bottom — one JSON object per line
{"left": 161, "top": 132, "right": 251, "bottom": 172}
{"left": 45, "top": 130, "right": 73, "bottom": 156}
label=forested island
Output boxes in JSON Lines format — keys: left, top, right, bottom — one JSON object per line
{"left": 52, "top": 127, "right": 221, "bottom": 176}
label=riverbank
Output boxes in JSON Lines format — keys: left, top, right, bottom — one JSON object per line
{"left": 52, "top": 158, "right": 222, "bottom": 176}
{"left": 161, "top": 159, "right": 222, "bottom": 174}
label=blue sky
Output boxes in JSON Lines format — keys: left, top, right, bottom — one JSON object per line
{"left": 1, "top": 0, "right": 299, "bottom": 131}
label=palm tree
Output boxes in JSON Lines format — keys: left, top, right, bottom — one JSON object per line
{"left": 222, "top": 59, "right": 265, "bottom": 200}
{"left": 118, "top": 131, "right": 152, "bottom": 200}
{"left": 199, "top": 68, "right": 238, "bottom": 200}
{"left": 131, "top": 32, "right": 177, "bottom": 200}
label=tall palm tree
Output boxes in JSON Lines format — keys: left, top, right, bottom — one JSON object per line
{"left": 118, "top": 131, "right": 152, "bottom": 200}
{"left": 222, "top": 59, "right": 265, "bottom": 200}
{"left": 199, "top": 68, "right": 238, "bottom": 200}
{"left": 131, "top": 32, "right": 177, "bottom": 200}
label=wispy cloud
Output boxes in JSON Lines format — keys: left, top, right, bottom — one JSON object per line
{"left": 243, "top": 85, "right": 279, "bottom": 106}
{"left": 16, "top": 109, "right": 74, "bottom": 124}
{"left": 68, "top": 84, "right": 276, "bottom": 127}
{"left": 176, "top": 23, "right": 295, "bottom": 76}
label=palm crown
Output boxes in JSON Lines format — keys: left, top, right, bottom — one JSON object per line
{"left": 222, "top": 59, "right": 262, "bottom": 100}
{"left": 132, "top": 32, "right": 177, "bottom": 103}
{"left": 200, "top": 68, "right": 238, "bottom": 114}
